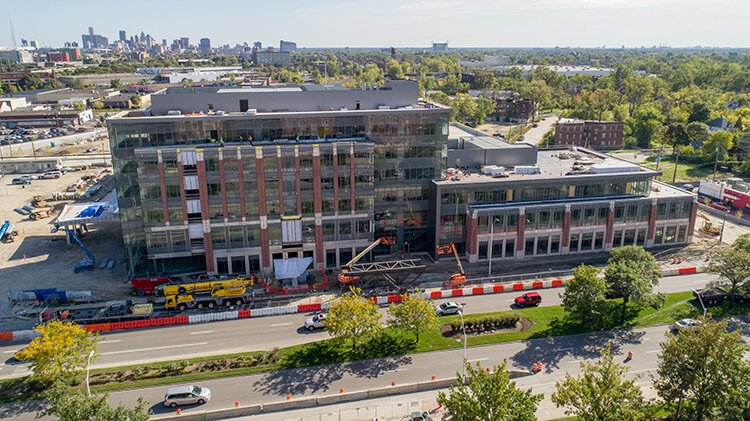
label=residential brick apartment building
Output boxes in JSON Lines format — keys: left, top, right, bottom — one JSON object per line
{"left": 554, "top": 118, "right": 624, "bottom": 150}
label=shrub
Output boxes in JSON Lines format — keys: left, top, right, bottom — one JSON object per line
{"left": 446, "top": 313, "right": 521, "bottom": 335}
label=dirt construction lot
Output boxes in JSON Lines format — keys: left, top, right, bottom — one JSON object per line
{"left": 0, "top": 169, "right": 129, "bottom": 331}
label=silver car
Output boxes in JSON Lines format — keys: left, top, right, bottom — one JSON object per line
{"left": 436, "top": 301, "right": 462, "bottom": 316}
{"left": 163, "top": 385, "right": 211, "bottom": 407}
{"left": 304, "top": 313, "right": 326, "bottom": 331}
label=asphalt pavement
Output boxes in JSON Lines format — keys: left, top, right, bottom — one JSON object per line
{"left": 0, "top": 273, "right": 715, "bottom": 381}
{"left": 521, "top": 115, "right": 559, "bottom": 146}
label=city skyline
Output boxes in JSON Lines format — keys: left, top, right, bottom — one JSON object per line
{"left": 3, "top": 0, "right": 750, "bottom": 49}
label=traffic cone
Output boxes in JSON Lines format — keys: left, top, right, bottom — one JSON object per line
{"left": 235, "top": 401, "right": 240, "bottom": 407}
{"left": 286, "top": 394, "right": 292, "bottom": 400}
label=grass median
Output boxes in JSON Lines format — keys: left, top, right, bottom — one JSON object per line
{"left": 5, "top": 290, "right": 747, "bottom": 402}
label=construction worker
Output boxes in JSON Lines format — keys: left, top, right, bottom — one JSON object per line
{"left": 627, "top": 351, "right": 633, "bottom": 360}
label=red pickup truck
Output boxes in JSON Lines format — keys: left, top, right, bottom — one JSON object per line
{"left": 130, "top": 277, "right": 173, "bottom": 296}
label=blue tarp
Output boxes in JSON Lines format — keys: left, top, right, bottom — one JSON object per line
{"left": 77, "top": 205, "right": 106, "bottom": 218}
{"left": 273, "top": 257, "right": 313, "bottom": 280}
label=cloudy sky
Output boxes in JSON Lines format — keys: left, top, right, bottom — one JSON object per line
{"left": 4, "top": 0, "right": 750, "bottom": 48}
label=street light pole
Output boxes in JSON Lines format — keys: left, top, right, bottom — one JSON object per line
{"left": 459, "top": 310, "right": 467, "bottom": 380}
{"left": 719, "top": 211, "right": 728, "bottom": 244}
{"left": 86, "top": 350, "right": 95, "bottom": 396}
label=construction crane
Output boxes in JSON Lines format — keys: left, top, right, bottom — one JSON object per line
{"left": 63, "top": 228, "right": 96, "bottom": 273}
{"left": 437, "top": 241, "right": 466, "bottom": 288}
{"left": 338, "top": 237, "right": 396, "bottom": 284}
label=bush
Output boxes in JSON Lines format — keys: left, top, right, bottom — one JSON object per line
{"left": 623, "top": 136, "right": 638, "bottom": 149}
{"left": 446, "top": 313, "right": 521, "bottom": 335}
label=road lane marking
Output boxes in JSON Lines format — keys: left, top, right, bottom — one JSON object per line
{"left": 101, "top": 342, "right": 208, "bottom": 356}
{"left": 270, "top": 322, "right": 294, "bottom": 327}
{"left": 2, "top": 350, "right": 20, "bottom": 354}
{"left": 99, "top": 340, "right": 121, "bottom": 344}
{"left": 467, "top": 358, "right": 489, "bottom": 362}
{"left": 189, "top": 331, "right": 214, "bottom": 335}
{"left": 642, "top": 338, "right": 652, "bottom": 341}
{"left": 554, "top": 347, "right": 573, "bottom": 352}
{"left": 385, "top": 368, "right": 407, "bottom": 373}
{"left": 646, "top": 350, "right": 660, "bottom": 354}
{"left": 630, "top": 368, "right": 656, "bottom": 374}
{"left": 568, "top": 360, "right": 582, "bottom": 364}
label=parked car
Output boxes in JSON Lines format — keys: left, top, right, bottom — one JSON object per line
{"left": 11, "top": 176, "right": 32, "bottom": 185}
{"left": 85, "top": 147, "right": 98, "bottom": 153}
{"left": 514, "top": 291, "right": 542, "bottom": 308}
{"left": 41, "top": 171, "right": 62, "bottom": 179}
{"left": 163, "top": 385, "right": 211, "bottom": 407}
{"left": 673, "top": 318, "right": 702, "bottom": 332}
{"left": 75, "top": 127, "right": 87, "bottom": 133}
{"left": 436, "top": 301, "right": 462, "bottom": 316}
{"left": 406, "top": 412, "right": 433, "bottom": 421}
{"left": 304, "top": 313, "right": 326, "bottom": 331}
{"left": 130, "top": 277, "right": 173, "bottom": 295}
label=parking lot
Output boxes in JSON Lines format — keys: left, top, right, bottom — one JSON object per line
{"left": 0, "top": 167, "right": 129, "bottom": 331}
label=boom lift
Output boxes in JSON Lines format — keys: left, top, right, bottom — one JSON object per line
{"left": 437, "top": 242, "right": 466, "bottom": 288}
{"left": 63, "top": 228, "right": 96, "bottom": 273}
{"left": 338, "top": 237, "right": 397, "bottom": 284}
{"left": 402, "top": 194, "right": 419, "bottom": 226}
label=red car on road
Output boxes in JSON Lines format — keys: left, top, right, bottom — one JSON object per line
{"left": 514, "top": 291, "right": 542, "bottom": 308}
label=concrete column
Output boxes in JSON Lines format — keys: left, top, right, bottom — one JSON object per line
{"left": 177, "top": 149, "right": 188, "bottom": 224}
{"left": 276, "top": 146, "right": 284, "bottom": 215}
{"left": 687, "top": 196, "right": 698, "bottom": 241}
{"left": 255, "top": 147, "right": 271, "bottom": 272}
{"left": 465, "top": 209, "right": 478, "bottom": 263}
{"left": 516, "top": 207, "right": 526, "bottom": 258}
{"left": 349, "top": 143, "right": 356, "bottom": 215}
{"left": 196, "top": 149, "right": 214, "bottom": 273}
{"left": 236, "top": 147, "right": 246, "bottom": 221}
{"left": 604, "top": 200, "right": 615, "bottom": 249}
{"left": 156, "top": 149, "right": 169, "bottom": 225}
{"left": 561, "top": 204, "right": 571, "bottom": 254}
{"left": 312, "top": 144, "right": 325, "bottom": 269}
{"left": 646, "top": 198, "right": 658, "bottom": 248}
{"left": 295, "top": 145, "right": 302, "bottom": 215}
{"left": 219, "top": 148, "right": 228, "bottom": 222}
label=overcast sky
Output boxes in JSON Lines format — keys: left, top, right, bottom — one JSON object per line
{"left": 4, "top": 0, "right": 750, "bottom": 49}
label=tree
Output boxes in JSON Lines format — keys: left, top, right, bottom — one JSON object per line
{"left": 92, "top": 100, "right": 105, "bottom": 109}
{"left": 129, "top": 95, "right": 141, "bottom": 108}
{"left": 325, "top": 289, "right": 381, "bottom": 350}
{"left": 385, "top": 60, "right": 404, "bottom": 79}
{"left": 437, "top": 361, "right": 543, "bottom": 421}
{"left": 665, "top": 123, "right": 690, "bottom": 183}
{"left": 589, "top": 88, "right": 618, "bottom": 121}
{"left": 39, "top": 383, "right": 150, "bottom": 421}
{"left": 685, "top": 121, "right": 710, "bottom": 147}
{"left": 707, "top": 248, "right": 750, "bottom": 308}
{"left": 701, "top": 130, "right": 734, "bottom": 163}
{"left": 15, "top": 321, "right": 97, "bottom": 385}
{"left": 688, "top": 102, "right": 711, "bottom": 123}
{"left": 733, "top": 233, "right": 750, "bottom": 252}
{"left": 472, "top": 96, "right": 496, "bottom": 125}
{"left": 654, "top": 317, "right": 750, "bottom": 420}
{"left": 109, "top": 79, "right": 122, "bottom": 89}
{"left": 552, "top": 348, "right": 648, "bottom": 421}
{"left": 604, "top": 246, "right": 661, "bottom": 323}
{"left": 561, "top": 265, "right": 608, "bottom": 327}
{"left": 180, "top": 78, "right": 192, "bottom": 88}
{"left": 387, "top": 294, "right": 438, "bottom": 342}
{"left": 632, "top": 105, "right": 664, "bottom": 148}
{"left": 18, "top": 73, "right": 43, "bottom": 90}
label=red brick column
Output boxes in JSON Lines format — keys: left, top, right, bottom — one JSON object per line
{"left": 312, "top": 145, "right": 324, "bottom": 269}
{"left": 219, "top": 149, "right": 228, "bottom": 221}
{"left": 255, "top": 147, "right": 271, "bottom": 271}
{"left": 177, "top": 150, "right": 188, "bottom": 223}
{"left": 687, "top": 197, "right": 698, "bottom": 240}
{"left": 196, "top": 149, "right": 214, "bottom": 273}
{"left": 561, "top": 204, "right": 571, "bottom": 253}
{"left": 646, "top": 199, "right": 658, "bottom": 247}
{"left": 156, "top": 150, "right": 169, "bottom": 224}
{"left": 276, "top": 146, "right": 284, "bottom": 215}
{"left": 516, "top": 207, "right": 526, "bottom": 257}
{"left": 236, "top": 147, "right": 246, "bottom": 220}
{"left": 605, "top": 201, "right": 615, "bottom": 249}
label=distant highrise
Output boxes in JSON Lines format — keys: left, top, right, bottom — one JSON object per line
{"left": 199, "top": 38, "right": 211, "bottom": 52}
{"left": 279, "top": 40, "right": 297, "bottom": 52}
{"left": 29, "top": 40, "right": 38, "bottom": 49}
{"left": 180, "top": 37, "right": 189, "bottom": 49}
{"left": 88, "top": 27, "right": 95, "bottom": 37}
{"left": 119, "top": 30, "right": 127, "bottom": 42}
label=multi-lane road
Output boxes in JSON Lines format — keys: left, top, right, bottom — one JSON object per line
{"left": 0, "top": 272, "right": 714, "bottom": 383}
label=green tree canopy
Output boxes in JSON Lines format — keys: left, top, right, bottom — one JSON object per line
{"left": 707, "top": 247, "right": 750, "bottom": 307}
{"left": 552, "top": 348, "right": 648, "bottom": 421}
{"left": 15, "top": 321, "right": 98, "bottom": 385}
{"left": 604, "top": 246, "right": 661, "bottom": 323}
{"left": 561, "top": 265, "right": 608, "bottom": 327}
{"left": 39, "top": 383, "right": 150, "bottom": 421}
{"left": 437, "top": 361, "right": 543, "bottom": 421}
{"left": 387, "top": 293, "right": 438, "bottom": 342}
{"left": 654, "top": 316, "right": 750, "bottom": 420}
{"left": 325, "top": 289, "right": 381, "bottom": 350}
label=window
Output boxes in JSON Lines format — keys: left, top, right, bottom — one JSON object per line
{"left": 478, "top": 243, "right": 488, "bottom": 260}
{"left": 677, "top": 225, "right": 687, "bottom": 242}
{"left": 665, "top": 226, "right": 677, "bottom": 243}
{"left": 571, "top": 209, "right": 582, "bottom": 226}
{"left": 525, "top": 238, "right": 535, "bottom": 255}
{"left": 613, "top": 230, "right": 623, "bottom": 247}
{"left": 550, "top": 235, "right": 560, "bottom": 254}
{"left": 537, "top": 236, "right": 549, "bottom": 255}
{"left": 581, "top": 233, "right": 593, "bottom": 250}
{"left": 491, "top": 240, "right": 503, "bottom": 259}
{"left": 636, "top": 228, "right": 646, "bottom": 246}
{"left": 504, "top": 239, "right": 515, "bottom": 258}
{"left": 570, "top": 234, "right": 579, "bottom": 251}
{"left": 655, "top": 227, "right": 664, "bottom": 244}
{"left": 594, "top": 232, "right": 604, "bottom": 250}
